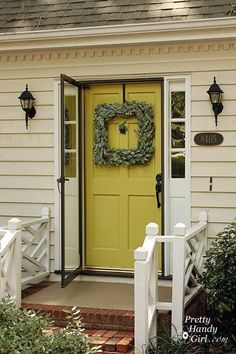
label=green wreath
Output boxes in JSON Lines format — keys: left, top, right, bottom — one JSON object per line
{"left": 93, "top": 101, "right": 155, "bottom": 166}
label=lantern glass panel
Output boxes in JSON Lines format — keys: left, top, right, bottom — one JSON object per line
{"left": 20, "top": 99, "right": 30, "bottom": 110}
{"left": 29, "top": 98, "right": 34, "bottom": 109}
{"left": 210, "top": 92, "right": 220, "bottom": 104}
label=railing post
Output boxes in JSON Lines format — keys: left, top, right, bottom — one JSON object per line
{"left": 8, "top": 218, "right": 22, "bottom": 308}
{"left": 198, "top": 211, "right": 207, "bottom": 224}
{"left": 41, "top": 207, "right": 50, "bottom": 273}
{"left": 134, "top": 222, "right": 158, "bottom": 354}
{"left": 146, "top": 223, "right": 158, "bottom": 339}
{"left": 41, "top": 207, "right": 50, "bottom": 220}
{"left": 199, "top": 211, "right": 208, "bottom": 270}
{"left": 171, "top": 223, "right": 186, "bottom": 338}
{"left": 134, "top": 246, "right": 148, "bottom": 354}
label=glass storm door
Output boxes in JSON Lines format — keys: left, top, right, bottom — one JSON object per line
{"left": 59, "top": 74, "right": 82, "bottom": 287}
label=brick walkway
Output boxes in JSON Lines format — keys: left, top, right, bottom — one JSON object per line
{"left": 85, "top": 329, "right": 134, "bottom": 353}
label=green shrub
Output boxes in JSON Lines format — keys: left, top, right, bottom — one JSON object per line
{"left": 199, "top": 221, "right": 236, "bottom": 351}
{"left": 199, "top": 221, "right": 236, "bottom": 320}
{"left": 0, "top": 297, "right": 99, "bottom": 354}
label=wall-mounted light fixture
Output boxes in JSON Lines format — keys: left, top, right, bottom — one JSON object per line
{"left": 207, "top": 77, "right": 223, "bottom": 126}
{"left": 18, "top": 84, "right": 36, "bottom": 129}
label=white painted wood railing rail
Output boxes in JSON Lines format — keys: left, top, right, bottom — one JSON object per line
{"left": 134, "top": 212, "right": 208, "bottom": 354}
{"left": 0, "top": 207, "right": 51, "bottom": 307}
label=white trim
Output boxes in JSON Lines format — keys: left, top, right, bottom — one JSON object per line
{"left": 54, "top": 74, "right": 191, "bottom": 273}
{"left": 185, "top": 76, "right": 191, "bottom": 230}
{"left": 54, "top": 80, "right": 61, "bottom": 271}
{"left": 164, "top": 76, "right": 191, "bottom": 276}
{"left": 1, "top": 17, "right": 236, "bottom": 51}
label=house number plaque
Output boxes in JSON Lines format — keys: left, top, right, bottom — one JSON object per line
{"left": 194, "top": 132, "right": 223, "bottom": 146}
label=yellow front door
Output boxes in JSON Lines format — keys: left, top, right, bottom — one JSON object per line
{"left": 85, "top": 82, "right": 162, "bottom": 270}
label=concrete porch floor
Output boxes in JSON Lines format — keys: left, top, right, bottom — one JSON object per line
{"left": 22, "top": 276, "right": 172, "bottom": 310}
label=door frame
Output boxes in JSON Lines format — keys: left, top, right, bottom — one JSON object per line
{"left": 54, "top": 75, "right": 190, "bottom": 276}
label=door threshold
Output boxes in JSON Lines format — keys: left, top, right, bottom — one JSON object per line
{"left": 81, "top": 268, "right": 134, "bottom": 278}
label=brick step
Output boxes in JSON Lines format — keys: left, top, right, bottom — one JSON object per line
{"left": 21, "top": 303, "right": 134, "bottom": 332}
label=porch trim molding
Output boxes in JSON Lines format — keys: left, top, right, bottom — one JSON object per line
{"left": 1, "top": 17, "right": 236, "bottom": 52}
{"left": 1, "top": 40, "right": 236, "bottom": 64}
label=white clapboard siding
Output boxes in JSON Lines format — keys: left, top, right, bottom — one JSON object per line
{"left": 191, "top": 147, "right": 236, "bottom": 161}
{"left": 192, "top": 84, "right": 236, "bottom": 101}
{"left": 192, "top": 192, "right": 236, "bottom": 208}
{"left": 0, "top": 189, "right": 54, "bottom": 203}
{"left": 0, "top": 176, "right": 54, "bottom": 189}
{"left": 0, "top": 66, "right": 55, "bottom": 269}
{"left": 0, "top": 148, "right": 53, "bottom": 161}
{"left": 191, "top": 116, "right": 236, "bottom": 131}
{"left": 191, "top": 162, "right": 236, "bottom": 177}
{"left": 192, "top": 177, "right": 236, "bottom": 192}
{"left": 0, "top": 162, "right": 54, "bottom": 175}
{"left": 191, "top": 69, "right": 236, "bottom": 241}
{"left": 0, "top": 134, "right": 53, "bottom": 147}
{"left": 0, "top": 78, "right": 54, "bottom": 92}
{"left": 0, "top": 120, "right": 54, "bottom": 134}
{"left": 192, "top": 71, "right": 236, "bottom": 86}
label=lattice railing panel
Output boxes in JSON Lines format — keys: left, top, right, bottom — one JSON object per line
{"left": 184, "top": 222, "right": 207, "bottom": 294}
{"left": 21, "top": 207, "right": 50, "bottom": 287}
{"left": 0, "top": 219, "right": 22, "bottom": 307}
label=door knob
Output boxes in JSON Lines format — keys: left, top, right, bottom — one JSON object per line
{"left": 155, "top": 173, "right": 162, "bottom": 208}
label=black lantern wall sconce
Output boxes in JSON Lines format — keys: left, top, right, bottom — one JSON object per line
{"left": 18, "top": 84, "right": 36, "bottom": 129}
{"left": 207, "top": 77, "right": 223, "bottom": 126}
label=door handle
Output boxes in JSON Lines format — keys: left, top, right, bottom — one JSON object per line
{"left": 155, "top": 173, "right": 162, "bottom": 208}
{"left": 57, "top": 176, "right": 69, "bottom": 193}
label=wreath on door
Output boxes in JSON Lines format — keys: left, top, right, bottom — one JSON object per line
{"left": 93, "top": 101, "right": 155, "bottom": 166}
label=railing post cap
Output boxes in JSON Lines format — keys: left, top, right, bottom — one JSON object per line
{"left": 41, "top": 207, "right": 50, "bottom": 218}
{"left": 8, "top": 218, "right": 22, "bottom": 230}
{"left": 199, "top": 211, "right": 207, "bottom": 223}
{"left": 174, "top": 223, "right": 186, "bottom": 236}
{"left": 146, "top": 222, "right": 158, "bottom": 236}
{"left": 134, "top": 247, "right": 148, "bottom": 261}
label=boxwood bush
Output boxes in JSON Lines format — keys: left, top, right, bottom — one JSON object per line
{"left": 199, "top": 221, "right": 236, "bottom": 321}
{"left": 199, "top": 220, "right": 236, "bottom": 350}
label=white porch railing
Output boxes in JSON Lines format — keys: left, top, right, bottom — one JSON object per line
{"left": 134, "top": 212, "right": 208, "bottom": 354}
{"left": 0, "top": 207, "right": 51, "bottom": 306}
{"left": 21, "top": 207, "right": 51, "bottom": 288}
{"left": 0, "top": 219, "right": 22, "bottom": 307}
